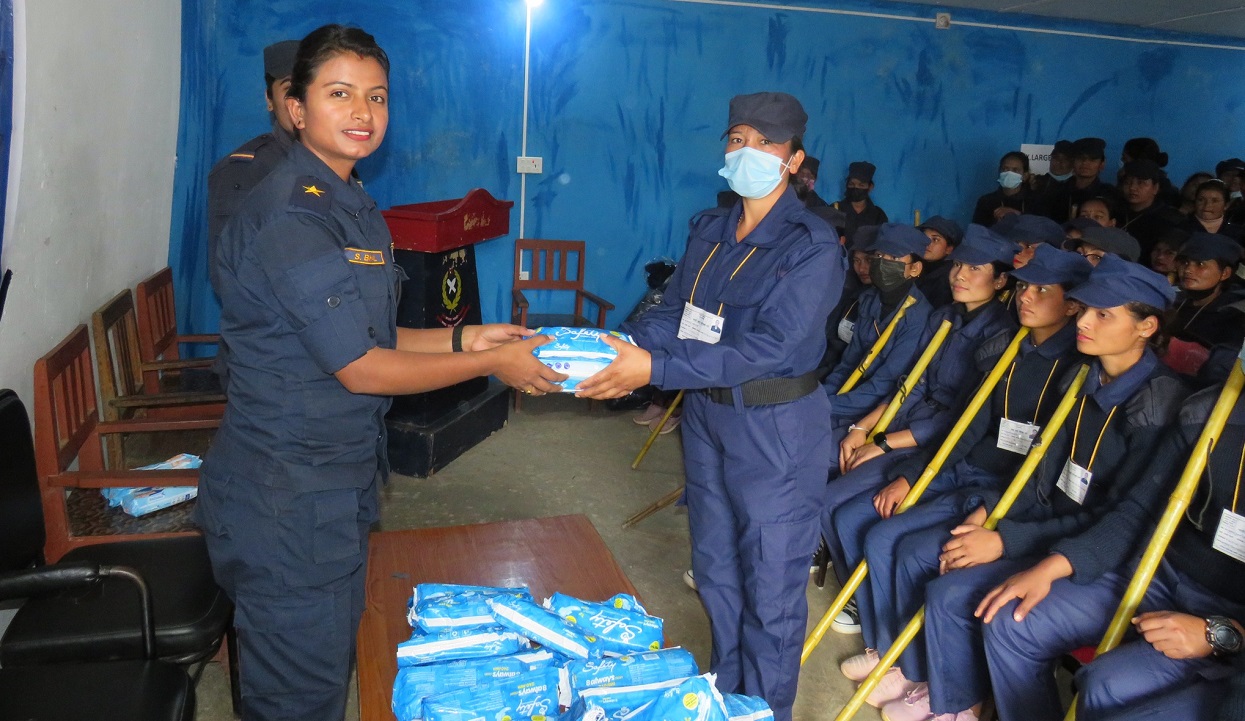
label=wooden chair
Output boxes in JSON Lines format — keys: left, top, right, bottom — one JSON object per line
{"left": 511, "top": 240, "right": 614, "bottom": 411}
{"left": 33, "top": 324, "right": 219, "bottom": 563}
{"left": 92, "top": 289, "right": 224, "bottom": 469}
{"left": 134, "top": 267, "right": 220, "bottom": 396}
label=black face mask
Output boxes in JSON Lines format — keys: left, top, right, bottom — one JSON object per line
{"left": 869, "top": 257, "right": 909, "bottom": 293}
{"left": 845, "top": 187, "right": 869, "bottom": 203}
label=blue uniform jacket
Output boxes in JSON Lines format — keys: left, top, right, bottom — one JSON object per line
{"left": 623, "top": 188, "right": 846, "bottom": 402}
{"left": 203, "top": 142, "right": 402, "bottom": 492}
{"left": 992, "top": 350, "right": 1187, "bottom": 560}
{"left": 891, "top": 300, "right": 1017, "bottom": 446}
{"left": 823, "top": 284, "right": 932, "bottom": 424}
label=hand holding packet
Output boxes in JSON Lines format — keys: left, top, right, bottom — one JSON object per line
{"left": 528, "top": 327, "right": 637, "bottom": 392}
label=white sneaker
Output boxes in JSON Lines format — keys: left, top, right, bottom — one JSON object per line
{"left": 831, "top": 599, "right": 862, "bottom": 634}
{"left": 683, "top": 569, "right": 698, "bottom": 591}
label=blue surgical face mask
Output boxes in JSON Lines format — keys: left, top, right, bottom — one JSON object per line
{"left": 998, "top": 170, "right": 1024, "bottom": 189}
{"left": 719, "top": 147, "right": 792, "bottom": 199}
{"left": 1049, "top": 171, "right": 1073, "bottom": 182}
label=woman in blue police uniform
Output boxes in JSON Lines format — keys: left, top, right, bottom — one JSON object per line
{"left": 577, "top": 92, "right": 846, "bottom": 721}
{"left": 197, "top": 25, "right": 563, "bottom": 721}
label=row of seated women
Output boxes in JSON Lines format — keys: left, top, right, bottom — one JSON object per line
{"left": 814, "top": 218, "right": 1244, "bottom": 721}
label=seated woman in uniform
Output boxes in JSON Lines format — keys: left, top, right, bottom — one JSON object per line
{"left": 880, "top": 255, "right": 1185, "bottom": 721}
{"left": 1148, "top": 227, "right": 1190, "bottom": 283}
{"left": 578, "top": 91, "right": 843, "bottom": 721}
{"left": 1165, "top": 232, "right": 1245, "bottom": 384}
{"left": 833, "top": 246, "right": 1091, "bottom": 708}
{"left": 821, "top": 224, "right": 1018, "bottom": 633}
{"left": 820, "top": 225, "right": 877, "bottom": 372}
{"left": 972, "top": 152, "right": 1044, "bottom": 227}
{"left": 1070, "top": 225, "right": 1141, "bottom": 266}
{"left": 822, "top": 223, "right": 934, "bottom": 450}
{"left": 915, "top": 216, "right": 964, "bottom": 310}
{"left": 1182, "top": 179, "right": 1243, "bottom": 241}
{"left": 978, "top": 379, "right": 1245, "bottom": 721}
{"left": 998, "top": 214, "right": 1063, "bottom": 269}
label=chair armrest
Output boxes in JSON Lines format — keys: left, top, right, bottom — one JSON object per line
{"left": 576, "top": 289, "right": 615, "bottom": 311}
{"left": 140, "top": 358, "right": 215, "bottom": 372}
{"left": 176, "top": 334, "right": 220, "bottom": 345}
{"left": 97, "top": 417, "right": 221, "bottom": 434}
{"left": 512, "top": 288, "right": 530, "bottom": 308}
{"left": 108, "top": 391, "right": 226, "bottom": 410}
{"left": 48, "top": 468, "right": 200, "bottom": 489}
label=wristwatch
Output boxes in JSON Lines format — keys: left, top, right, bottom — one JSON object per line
{"left": 873, "top": 433, "right": 893, "bottom": 453}
{"left": 1205, "top": 616, "right": 1243, "bottom": 656}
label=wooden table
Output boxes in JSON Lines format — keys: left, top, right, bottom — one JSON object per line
{"left": 356, "top": 514, "right": 640, "bottom": 721}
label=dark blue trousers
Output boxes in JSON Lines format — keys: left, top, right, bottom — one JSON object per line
{"left": 683, "top": 390, "right": 833, "bottom": 721}
{"left": 1090, "top": 676, "right": 1230, "bottom": 721}
{"left": 196, "top": 469, "right": 378, "bottom": 721}
{"left": 983, "top": 560, "right": 1245, "bottom": 721}
{"left": 923, "top": 559, "right": 1031, "bottom": 714}
{"left": 821, "top": 447, "right": 919, "bottom": 584}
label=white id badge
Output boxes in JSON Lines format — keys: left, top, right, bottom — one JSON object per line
{"left": 837, "top": 318, "right": 856, "bottom": 344}
{"left": 1212, "top": 510, "right": 1245, "bottom": 563}
{"left": 1056, "top": 458, "right": 1092, "bottom": 505}
{"left": 997, "top": 418, "right": 1040, "bottom": 455}
{"left": 677, "top": 302, "right": 724, "bottom": 344}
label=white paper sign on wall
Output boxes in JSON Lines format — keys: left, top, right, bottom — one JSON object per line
{"left": 1022, "top": 143, "right": 1055, "bottom": 177}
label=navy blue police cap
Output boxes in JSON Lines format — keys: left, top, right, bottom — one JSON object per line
{"left": 951, "top": 224, "right": 1019, "bottom": 266}
{"left": 1071, "top": 137, "right": 1107, "bottom": 160}
{"left": 1002, "top": 214, "right": 1065, "bottom": 247}
{"left": 919, "top": 216, "right": 964, "bottom": 246}
{"left": 263, "top": 40, "right": 300, "bottom": 79}
{"left": 722, "top": 92, "right": 807, "bottom": 144}
{"left": 849, "top": 224, "right": 880, "bottom": 252}
{"left": 869, "top": 223, "right": 928, "bottom": 259}
{"left": 1079, "top": 226, "right": 1141, "bottom": 262}
{"left": 1178, "top": 232, "right": 1244, "bottom": 265}
{"left": 1063, "top": 217, "right": 1099, "bottom": 236}
{"left": 848, "top": 161, "right": 877, "bottom": 183}
{"left": 1067, "top": 253, "right": 1176, "bottom": 310}
{"left": 1121, "top": 159, "right": 1166, "bottom": 183}
{"left": 1051, "top": 140, "right": 1075, "bottom": 158}
{"left": 1011, "top": 245, "right": 1093, "bottom": 287}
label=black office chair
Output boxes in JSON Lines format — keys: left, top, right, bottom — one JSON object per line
{"left": 0, "top": 562, "right": 196, "bottom": 721}
{"left": 0, "top": 388, "right": 237, "bottom": 710}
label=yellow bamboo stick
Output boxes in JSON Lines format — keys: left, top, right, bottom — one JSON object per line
{"left": 871, "top": 319, "right": 954, "bottom": 436}
{"left": 802, "top": 327, "right": 1032, "bottom": 663}
{"left": 1063, "top": 359, "right": 1244, "bottom": 721}
{"left": 631, "top": 389, "right": 684, "bottom": 470}
{"left": 834, "top": 364, "right": 1090, "bottom": 721}
{"left": 838, "top": 295, "right": 919, "bottom": 395}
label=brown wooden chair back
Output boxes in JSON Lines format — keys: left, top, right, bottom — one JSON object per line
{"left": 135, "top": 267, "right": 219, "bottom": 395}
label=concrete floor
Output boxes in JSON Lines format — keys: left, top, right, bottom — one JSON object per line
{"left": 191, "top": 393, "right": 883, "bottom": 721}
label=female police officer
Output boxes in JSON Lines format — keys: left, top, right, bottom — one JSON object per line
{"left": 196, "top": 25, "right": 563, "bottom": 721}
{"left": 577, "top": 92, "right": 845, "bottom": 721}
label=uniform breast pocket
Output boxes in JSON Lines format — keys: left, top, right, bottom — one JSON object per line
{"left": 288, "top": 253, "right": 361, "bottom": 311}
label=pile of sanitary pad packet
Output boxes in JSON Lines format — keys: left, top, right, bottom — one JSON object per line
{"left": 393, "top": 582, "right": 772, "bottom": 721}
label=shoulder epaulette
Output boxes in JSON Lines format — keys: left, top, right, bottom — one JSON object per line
{"left": 689, "top": 206, "right": 731, "bottom": 227}
{"left": 288, "top": 175, "right": 333, "bottom": 216}
{"left": 974, "top": 330, "right": 1013, "bottom": 370}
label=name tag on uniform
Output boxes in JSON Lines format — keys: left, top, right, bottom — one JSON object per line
{"left": 677, "top": 302, "right": 723, "bottom": 344}
{"left": 1056, "top": 458, "right": 1092, "bottom": 505}
{"left": 1213, "top": 510, "right": 1245, "bottom": 563}
{"left": 997, "top": 418, "right": 1040, "bottom": 455}
{"left": 344, "top": 247, "right": 386, "bottom": 265}
{"left": 837, "top": 318, "right": 855, "bottom": 344}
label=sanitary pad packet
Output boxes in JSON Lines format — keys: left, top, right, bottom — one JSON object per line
{"left": 421, "top": 665, "right": 561, "bottom": 721}
{"left": 397, "top": 626, "right": 530, "bottom": 667}
{"left": 392, "top": 649, "right": 558, "bottom": 721}
{"left": 722, "top": 694, "right": 773, "bottom": 721}
{"left": 410, "top": 586, "right": 533, "bottom": 632}
{"left": 529, "top": 327, "right": 636, "bottom": 392}
{"left": 489, "top": 595, "right": 602, "bottom": 660}
{"left": 102, "top": 453, "right": 200, "bottom": 517}
{"left": 564, "top": 648, "right": 698, "bottom": 702}
{"left": 546, "top": 593, "right": 663, "bottom": 656}
{"left": 623, "top": 674, "right": 728, "bottom": 721}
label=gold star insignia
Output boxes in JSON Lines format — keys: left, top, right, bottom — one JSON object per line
{"left": 303, "top": 184, "right": 325, "bottom": 197}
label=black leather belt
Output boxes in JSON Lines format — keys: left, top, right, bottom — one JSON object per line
{"left": 704, "top": 370, "right": 822, "bottom": 407}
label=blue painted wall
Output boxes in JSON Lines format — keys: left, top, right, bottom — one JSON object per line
{"left": 171, "top": 0, "right": 1245, "bottom": 335}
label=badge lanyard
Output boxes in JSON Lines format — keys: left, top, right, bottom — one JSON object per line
{"left": 679, "top": 244, "right": 758, "bottom": 344}
{"left": 1056, "top": 397, "right": 1117, "bottom": 504}
{"left": 996, "top": 359, "right": 1058, "bottom": 455}
{"left": 1211, "top": 438, "right": 1245, "bottom": 563}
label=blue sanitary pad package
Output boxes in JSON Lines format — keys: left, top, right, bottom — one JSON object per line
{"left": 529, "top": 327, "right": 636, "bottom": 392}
{"left": 397, "top": 626, "right": 530, "bottom": 667}
{"left": 421, "top": 665, "right": 561, "bottom": 721}
{"left": 102, "top": 453, "right": 201, "bottom": 517}
{"left": 546, "top": 593, "right": 663, "bottom": 656}
{"left": 410, "top": 586, "right": 533, "bottom": 632}
{"left": 623, "top": 674, "right": 728, "bottom": 721}
{"left": 489, "top": 595, "right": 602, "bottom": 660}
{"left": 575, "top": 677, "right": 687, "bottom": 720}
{"left": 722, "top": 694, "right": 773, "bottom": 721}
{"left": 565, "top": 648, "right": 698, "bottom": 702}
{"left": 392, "top": 649, "right": 558, "bottom": 721}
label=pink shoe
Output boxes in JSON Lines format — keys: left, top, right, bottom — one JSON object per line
{"left": 839, "top": 648, "right": 880, "bottom": 681}
{"left": 652, "top": 412, "right": 682, "bottom": 435}
{"left": 633, "top": 403, "right": 665, "bottom": 425}
{"left": 879, "top": 682, "right": 931, "bottom": 721}
{"left": 929, "top": 710, "right": 979, "bottom": 721}
{"left": 864, "top": 667, "right": 919, "bottom": 708}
